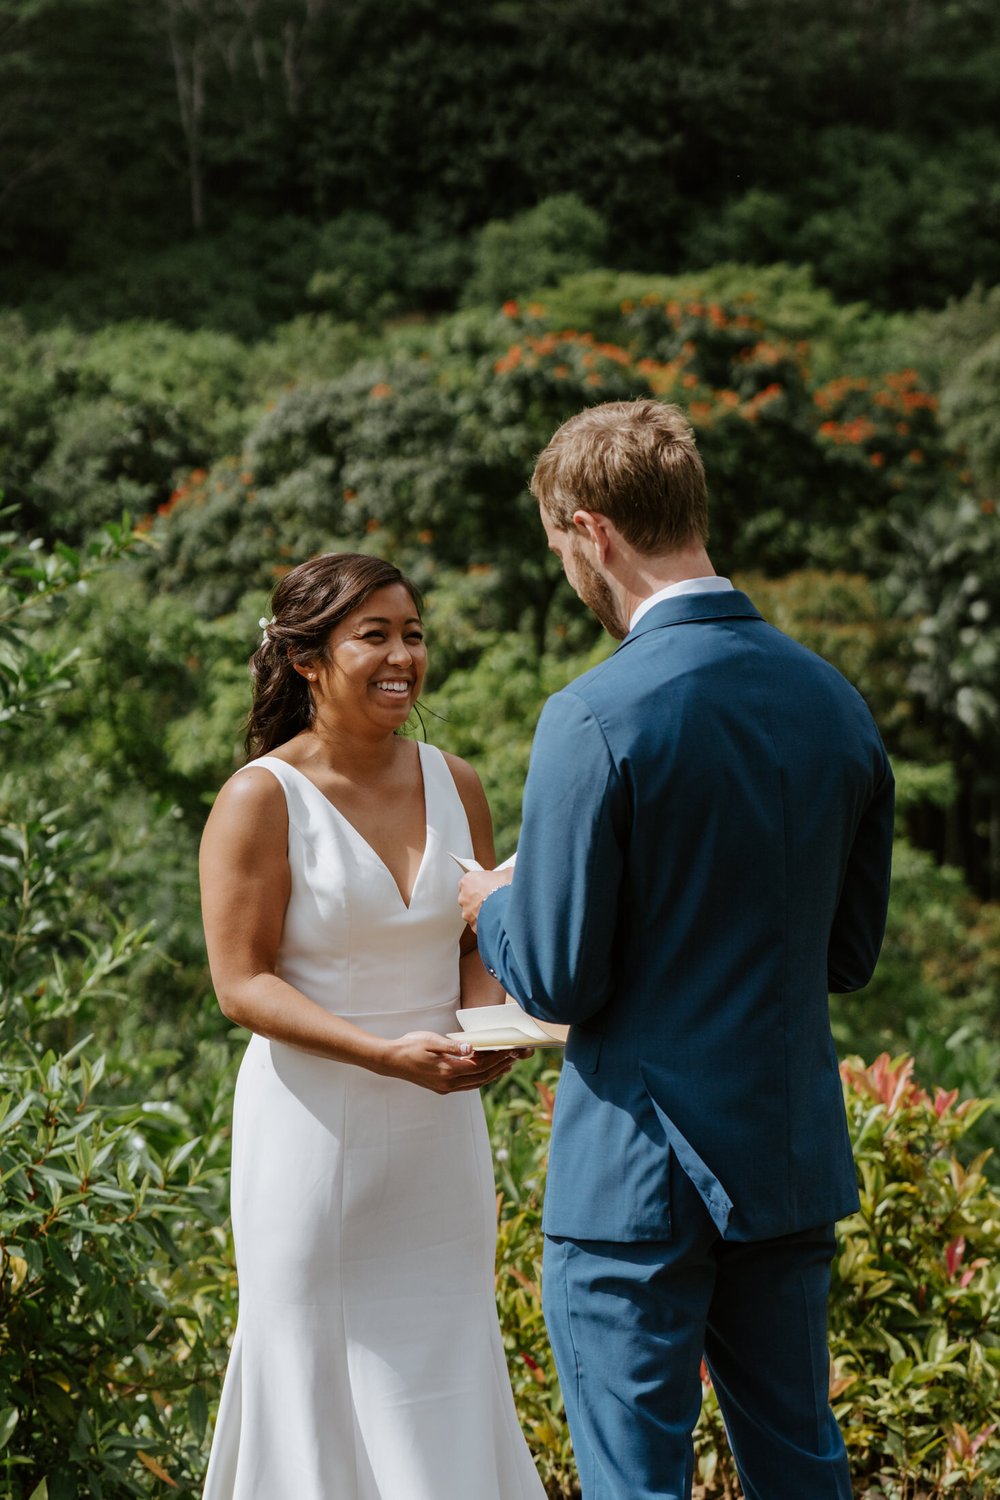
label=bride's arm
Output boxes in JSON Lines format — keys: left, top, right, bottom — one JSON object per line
{"left": 444, "top": 753, "right": 508, "bottom": 1010}
{"left": 200, "top": 768, "right": 511, "bottom": 1092}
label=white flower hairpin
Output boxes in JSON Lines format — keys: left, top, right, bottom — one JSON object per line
{"left": 258, "top": 615, "right": 275, "bottom": 644}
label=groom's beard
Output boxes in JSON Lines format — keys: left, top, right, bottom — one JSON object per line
{"left": 571, "top": 544, "right": 628, "bottom": 641}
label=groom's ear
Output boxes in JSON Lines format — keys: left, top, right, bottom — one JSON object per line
{"left": 571, "top": 508, "right": 613, "bottom": 562}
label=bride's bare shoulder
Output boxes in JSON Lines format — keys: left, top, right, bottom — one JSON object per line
{"left": 203, "top": 763, "right": 289, "bottom": 849}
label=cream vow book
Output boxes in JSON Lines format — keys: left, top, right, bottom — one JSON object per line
{"left": 449, "top": 852, "right": 569, "bottom": 1050}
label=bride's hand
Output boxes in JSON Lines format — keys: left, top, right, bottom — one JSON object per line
{"left": 381, "top": 1031, "right": 520, "bottom": 1093}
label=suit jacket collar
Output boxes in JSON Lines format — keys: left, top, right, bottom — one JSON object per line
{"left": 616, "top": 589, "right": 763, "bottom": 650}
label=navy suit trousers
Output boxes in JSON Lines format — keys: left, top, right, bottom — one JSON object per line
{"left": 542, "top": 1158, "right": 852, "bottom": 1500}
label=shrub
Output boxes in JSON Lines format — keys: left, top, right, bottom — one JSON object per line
{"left": 0, "top": 316, "right": 251, "bottom": 543}
{"left": 308, "top": 212, "right": 473, "bottom": 323}
{"left": 685, "top": 129, "right": 1000, "bottom": 310}
{"left": 463, "top": 195, "right": 608, "bottom": 308}
{"left": 0, "top": 525, "right": 233, "bottom": 1500}
{"left": 831, "top": 1054, "right": 1000, "bottom": 1498}
{"left": 485, "top": 1053, "right": 1000, "bottom": 1499}
{"left": 0, "top": 1044, "right": 230, "bottom": 1500}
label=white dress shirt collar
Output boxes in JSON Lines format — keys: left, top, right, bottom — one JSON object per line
{"left": 629, "top": 576, "right": 735, "bottom": 632}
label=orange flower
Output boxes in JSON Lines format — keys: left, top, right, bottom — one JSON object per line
{"left": 688, "top": 401, "right": 713, "bottom": 423}
{"left": 585, "top": 372, "right": 602, "bottom": 387}
{"left": 241, "top": 470, "right": 254, "bottom": 485}
{"left": 526, "top": 302, "right": 546, "bottom": 317}
{"left": 554, "top": 365, "right": 570, "bottom": 378}
{"left": 620, "top": 299, "right": 636, "bottom": 314}
{"left": 901, "top": 390, "right": 938, "bottom": 411}
{"left": 981, "top": 499, "right": 996, "bottom": 514}
{"left": 718, "top": 390, "right": 740, "bottom": 408}
{"left": 895, "top": 422, "right": 910, "bottom": 436}
{"left": 494, "top": 346, "right": 522, "bottom": 375}
{"left": 501, "top": 300, "right": 519, "bottom": 318}
{"left": 369, "top": 382, "right": 393, "bottom": 399}
{"left": 343, "top": 488, "right": 357, "bottom": 502}
{"left": 365, "top": 518, "right": 381, "bottom": 533}
{"left": 682, "top": 373, "right": 699, "bottom": 389}
{"left": 190, "top": 467, "right": 208, "bottom": 484}
{"left": 907, "top": 449, "right": 925, "bottom": 464}
{"left": 870, "top": 452, "right": 886, "bottom": 468}
{"left": 417, "top": 529, "right": 434, "bottom": 544}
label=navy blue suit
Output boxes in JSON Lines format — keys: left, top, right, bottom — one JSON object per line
{"left": 477, "top": 590, "right": 894, "bottom": 1498}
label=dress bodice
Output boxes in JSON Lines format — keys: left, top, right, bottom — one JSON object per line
{"left": 238, "top": 742, "right": 473, "bottom": 1027}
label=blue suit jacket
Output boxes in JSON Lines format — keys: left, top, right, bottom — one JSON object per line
{"left": 477, "top": 591, "right": 894, "bottom": 1243}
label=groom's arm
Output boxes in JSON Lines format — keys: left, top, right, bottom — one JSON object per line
{"left": 476, "top": 689, "right": 625, "bottom": 1025}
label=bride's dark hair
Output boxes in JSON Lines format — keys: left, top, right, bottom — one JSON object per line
{"left": 246, "top": 553, "right": 422, "bottom": 758}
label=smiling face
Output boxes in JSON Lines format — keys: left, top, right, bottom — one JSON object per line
{"left": 295, "top": 583, "right": 427, "bottom": 735}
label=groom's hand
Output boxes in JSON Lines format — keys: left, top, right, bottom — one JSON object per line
{"left": 458, "top": 867, "right": 514, "bottom": 931}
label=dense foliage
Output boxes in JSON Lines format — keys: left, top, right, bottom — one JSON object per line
{"left": 2, "top": 0, "right": 999, "bottom": 331}
{"left": 0, "top": 531, "right": 237, "bottom": 1499}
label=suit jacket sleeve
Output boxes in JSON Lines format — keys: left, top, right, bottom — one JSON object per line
{"left": 827, "top": 745, "right": 895, "bottom": 993}
{"left": 476, "top": 688, "right": 625, "bottom": 1024}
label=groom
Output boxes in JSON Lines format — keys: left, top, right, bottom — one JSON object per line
{"left": 459, "top": 398, "right": 894, "bottom": 1500}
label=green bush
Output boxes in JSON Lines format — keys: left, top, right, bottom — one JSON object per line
{"left": 0, "top": 525, "right": 233, "bottom": 1500}
{"left": 685, "top": 129, "right": 1000, "bottom": 311}
{"left": 941, "top": 330, "right": 1000, "bottom": 497}
{"left": 463, "top": 195, "right": 608, "bottom": 308}
{"left": 308, "top": 212, "right": 473, "bottom": 323}
{"left": 485, "top": 1053, "right": 1000, "bottom": 1499}
{"left": 0, "top": 1044, "right": 230, "bottom": 1500}
{"left": 0, "top": 316, "right": 250, "bottom": 542}
{"left": 832, "top": 1054, "right": 1000, "bottom": 1498}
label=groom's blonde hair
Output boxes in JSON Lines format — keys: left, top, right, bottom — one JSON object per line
{"left": 530, "top": 398, "right": 708, "bottom": 553}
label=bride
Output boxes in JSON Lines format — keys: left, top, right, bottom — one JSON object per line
{"left": 199, "top": 552, "right": 545, "bottom": 1499}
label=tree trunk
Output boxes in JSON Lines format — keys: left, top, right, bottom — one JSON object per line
{"left": 165, "top": 1, "right": 208, "bottom": 231}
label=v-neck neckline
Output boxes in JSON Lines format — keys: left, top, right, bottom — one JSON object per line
{"left": 266, "top": 743, "right": 431, "bottom": 911}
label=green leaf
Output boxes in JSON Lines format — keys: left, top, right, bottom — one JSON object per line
{"left": 0, "top": 1406, "right": 19, "bottom": 1448}
{"left": 187, "top": 1383, "right": 208, "bottom": 1442}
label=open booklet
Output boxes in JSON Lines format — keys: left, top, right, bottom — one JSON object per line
{"left": 448, "top": 850, "right": 569, "bottom": 1050}
{"left": 449, "top": 1002, "right": 568, "bottom": 1050}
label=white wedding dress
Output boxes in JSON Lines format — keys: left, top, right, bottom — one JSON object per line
{"left": 203, "top": 743, "right": 545, "bottom": 1500}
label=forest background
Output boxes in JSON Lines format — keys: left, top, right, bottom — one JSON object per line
{"left": 2, "top": 1, "right": 1000, "bottom": 1496}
